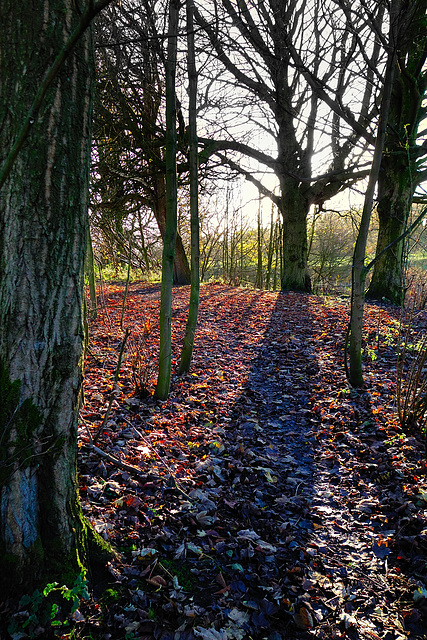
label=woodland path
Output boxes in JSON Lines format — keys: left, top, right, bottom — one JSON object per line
{"left": 78, "top": 283, "right": 427, "bottom": 640}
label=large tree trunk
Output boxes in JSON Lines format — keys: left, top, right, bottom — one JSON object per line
{"left": 173, "top": 234, "right": 192, "bottom": 285}
{"left": 275, "top": 63, "right": 312, "bottom": 293}
{"left": 366, "top": 0, "right": 426, "bottom": 304}
{"left": 153, "top": 174, "right": 191, "bottom": 286}
{"left": 0, "top": 0, "right": 95, "bottom": 594}
{"left": 366, "top": 155, "right": 412, "bottom": 304}
{"left": 280, "top": 178, "right": 311, "bottom": 292}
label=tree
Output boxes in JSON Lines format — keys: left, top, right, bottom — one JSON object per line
{"left": 0, "top": 0, "right": 110, "bottom": 594}
{"left": 347, "top": 0, "right": 400, "bottom": 387}
{"left": 156, "top": 0, "right": 180, "bottom": 400}
{"left": 194, "top": 0, "right": 382, "bottom": 292}
{"left": 366, "top": 0, "right": 427, "bottom": 304}
{"left": 255, "top": 197, "right": 263, "bottom": 289}
{"left": 93, "top": 0, "right": 191, "bottom": 285}
{"left": 179, "top": 0, "right": 201, "bottom": 374}
{"left": 86, "top": 228, "right": 98, "bottom": 319}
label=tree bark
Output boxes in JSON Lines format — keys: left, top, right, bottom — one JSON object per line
{"left": 153, "top": 174, "right": 191, "bottom": 285}
{"left": 155, "top": 0, "right": 179, "bottom": 400}
{"left": 0, "top": 0, "right": 104, "bottom": 594}
{"left": 348, "top": 0, "right": 399, "bottom": 387}
{"left": 173, "top": 234, "right": 192, "bottom": 285}
{"left": 366, "top": 0, "right": 427, "bottom": 305}
{"left": 280, "top": 179, "right": 311, "bottom": 292}
{"left": 365, "top": 157, "right": 411, "bottom": 304}
{"left": 178, "top": 0, "right": 200, "bottom": 375}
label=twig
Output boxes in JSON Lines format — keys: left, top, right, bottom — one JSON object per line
{"left": 85, "top": 345, "right": 103, "bottom": 365}
{"left": 83, "top": 419, "right": 94, "bottom": 445}
{"left": 82, "top": 415, "right": 193, "bottom": 499}
{"left": 294, "top": 481, "right": 305, "bottom": 496}
{"left": 92, "top": 328, "right": 131, "bottom": 445}
{"left": 84, "top": 442, "right": 148, "bottom": 479}
{"left": 82, "top": 418, "right": 152, "bottom": 479}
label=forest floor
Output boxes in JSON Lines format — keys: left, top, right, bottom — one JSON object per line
{"left": 75, "top": 282, "right": 427, "bottom": 640}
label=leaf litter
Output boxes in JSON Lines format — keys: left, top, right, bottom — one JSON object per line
{"left": 75, "top": 283, "right": 427, "bottom": 640}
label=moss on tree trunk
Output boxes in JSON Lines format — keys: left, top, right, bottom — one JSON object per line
{"left": 366, "top": 154, "right": 413, "bottom": 305}
{"left": 367, "top": 0, "right": 426, "bottom": 304}
{"left": 0, "top": 0, "right": 111, "bottom": 596}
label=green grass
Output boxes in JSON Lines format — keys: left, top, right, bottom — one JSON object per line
{"left": 409, "top": 252, "right": 427, "bottom": 270}
{"left": 92, "top": 264, "right": 161, "bottom": 284}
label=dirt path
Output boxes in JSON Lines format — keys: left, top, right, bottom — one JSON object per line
{"left": 78, "top": 284, "right": 427, "bottom": 640}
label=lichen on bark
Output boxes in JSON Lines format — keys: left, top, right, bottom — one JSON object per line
{"left": 0, "top": 0, "right": 114, "bottom": 597}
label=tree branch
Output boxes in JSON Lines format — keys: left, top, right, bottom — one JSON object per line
{"left": 198, "top": 137, "right": 278, "bottom": 170}
{"left": 365, "top": 205, "right": 427, "bottom": 272}
{"left": 0, "top": 0, "right": 114, "bottom": 190}
{"left": 216, "top": 153, "right": 281, "bottom": 207}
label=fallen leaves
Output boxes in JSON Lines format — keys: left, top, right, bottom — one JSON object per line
{"left": 73, "top": 283, "right": 427, "bottom": 640}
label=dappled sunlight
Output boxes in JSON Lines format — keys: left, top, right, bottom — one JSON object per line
{"left": 77, "top": 283, "right": 427, "bottom": 639}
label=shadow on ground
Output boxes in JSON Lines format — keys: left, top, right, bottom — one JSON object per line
{"left": 75, "top": 283, "right": 427, "bottom": 640}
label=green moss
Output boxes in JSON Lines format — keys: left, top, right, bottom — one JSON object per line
{"left": 102, "top": 587, "right": 121, "bottom": 605}
{"left": 43, "top": 494, "right": 117, "bottom": 587}
{"left": 86, "top": 520, "right": 118, "bottom": 570}
{"left": 0, "top": 359, "right": 42, "bottom": 487}
{"left": 0, "top": 360, "right": 117, "bottom": 598}
{"left": 160, "top": 559, "right": 198, "bottom": 591}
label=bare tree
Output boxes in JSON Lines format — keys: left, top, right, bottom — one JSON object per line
{"left": 93, "top": 0, "right": 191, "bottom": 284}
{"left": 179, "top": 0, "right": 201, "bottom": 374}
{"left": 194, "top": 0, "right": 383, "bottom": 291}
{"left": 156, "top": 0, "right": 180, "bottom": 400}
{"left": 347, "top": 0, "right": 402, "bottom": 387}
{"left": 366, "top": 0, "right": 427, "bottom": 304}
